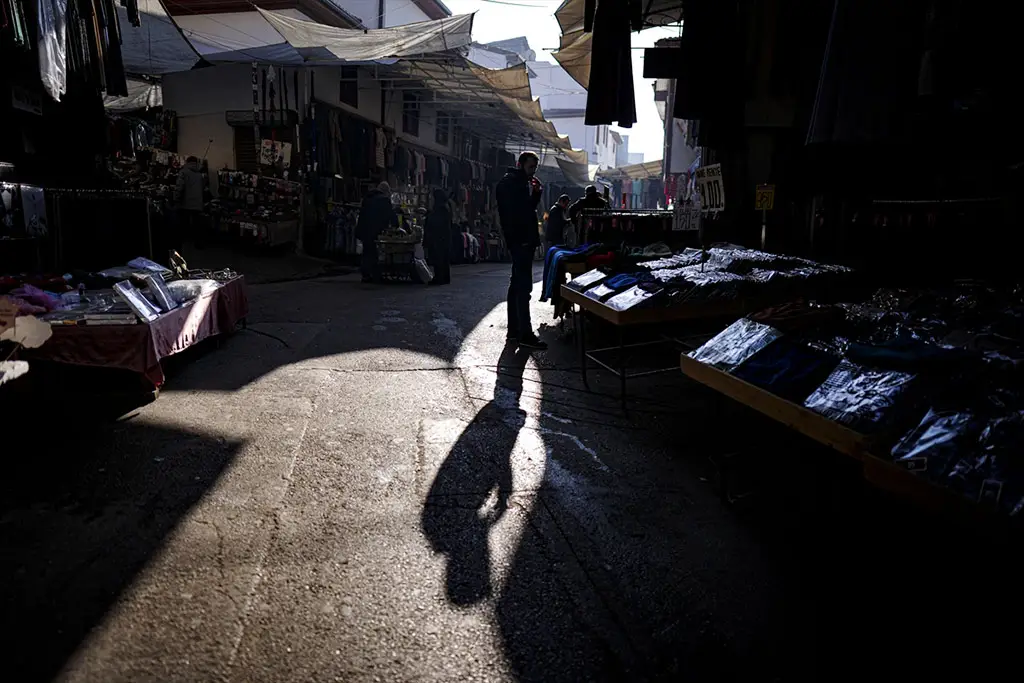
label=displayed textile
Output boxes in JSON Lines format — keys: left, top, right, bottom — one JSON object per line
{"left": 804, "top": 360, "right": 917, "bottom": 433}
{"left": 25, "top": 276, "right": 248, "bottom": 387}
{"left": 690, "top": 319, "right": 783, "bottom": 372}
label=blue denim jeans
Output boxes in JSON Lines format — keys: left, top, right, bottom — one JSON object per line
{"left": 507, "top": 245, "right": 534, "bottom": 337}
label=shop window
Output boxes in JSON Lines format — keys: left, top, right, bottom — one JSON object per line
{"left": 340, "top": 66, "right": 359, "bottom": 109}
{"left": 435, "top": 111, "right": 450, "bottom": 146}
{"left": 402, "top": 93, "right": 421, "bottom": 136}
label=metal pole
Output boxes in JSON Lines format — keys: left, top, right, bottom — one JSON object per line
{"left": 661, "top": 78, "right": 676, "bottom": 186}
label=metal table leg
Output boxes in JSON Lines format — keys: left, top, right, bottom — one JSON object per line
{"left": 618, "top": 325, "right": 627, "bottom": 411}
{"left": 577, "top": 308, "right": 590, "bottom": 390}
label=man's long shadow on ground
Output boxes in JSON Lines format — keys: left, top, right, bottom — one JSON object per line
{"left": 421, "top": 342, "right": 532, "bottom": 606}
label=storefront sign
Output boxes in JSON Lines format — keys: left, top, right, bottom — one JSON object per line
{"left": 695, "top": 164, "right": 725, "bottom": 213}
{"left": 673, "top": 202, "right": 702, "bottom": 231}
{"left": 755, "top": 184, "right": 775, "bottom": 211}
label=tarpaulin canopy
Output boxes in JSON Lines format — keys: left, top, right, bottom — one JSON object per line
{"left": 553, "top": 0, "right": 684, "bottom": 90}
{"left": 118, "top": 0, "right": 202, "bottom": 75}
{"left": 104, "top": 79, "right": 163, "bottom": 111}
{"left": 121, "top": 5, "right": 474, "bottom": 73}
{"left": 389, "top": 58, "right": 587, "bottom": 162}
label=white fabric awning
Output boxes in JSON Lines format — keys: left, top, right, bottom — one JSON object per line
{"left": 121, "top": 6, "right": 474, "bottom": 74}
{"left": 104, "top": 79, "right": 163, "bottom": 111}
{"left": 254, "top": 8, "right": 474, "bottom": 62}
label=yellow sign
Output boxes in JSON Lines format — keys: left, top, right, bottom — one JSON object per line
{"left": 755, "top": 184, "right": 775, "bottom": 211}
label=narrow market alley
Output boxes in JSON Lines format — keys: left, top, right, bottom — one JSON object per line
{"left": 2, "top": 266, "right": 1018, "bottom": 682}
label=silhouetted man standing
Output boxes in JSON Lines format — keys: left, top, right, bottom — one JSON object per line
{"left": 496, "top": 151, "right": 546, "bottom": 350}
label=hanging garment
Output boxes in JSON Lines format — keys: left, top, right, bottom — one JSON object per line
{"left": 37, "top": 0, "right": 69, "bottom": 101}
{"left": 375, "top": 128, "right": 386, "bottom": 168}
{"left": 584, "top": 0, "right": 636, "bottom": 127}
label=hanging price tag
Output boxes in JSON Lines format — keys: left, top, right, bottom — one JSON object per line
{"left": 695, "top": 164, "right": 725, "bottom": 214}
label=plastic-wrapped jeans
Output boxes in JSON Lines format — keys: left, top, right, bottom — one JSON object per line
{"left": 37, "top": 0, "right": 68, "bottom": 101}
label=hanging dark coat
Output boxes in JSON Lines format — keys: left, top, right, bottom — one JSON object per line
{"left": 584, "top": 0, "right": 639, "bottom": 127}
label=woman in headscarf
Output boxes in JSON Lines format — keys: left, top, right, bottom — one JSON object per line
{"left": 425, "top": 188, "right": 452, "bottom": 285}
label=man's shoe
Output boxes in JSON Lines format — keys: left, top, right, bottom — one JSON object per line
{"left": 518, "top": 336, "right": 548, "bottom": 350}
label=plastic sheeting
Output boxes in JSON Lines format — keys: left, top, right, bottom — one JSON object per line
{"left": 804, "top": 360, "right": 917, "bottom": 433}
{"left": 104, "top": 79, "right": 163, "bottom": 111}
{"left": 256, "top": 8, "right": 473, "bottom": 61}
{"left": 37, "top": 0, "right": 68, "bottom": 101}
{"left": 689, "top": 318, "right": 783, "bottom": 372}
{"left": 119, "top": 0, "right": 202, "bottom": 75}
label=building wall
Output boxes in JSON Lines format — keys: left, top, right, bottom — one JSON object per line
{"left": 628, "top": 152, "right": 645, "bottom": 164}
{"left": 162, "top": 63, "right": 254, "bottom": 170}
{"left": 382, "top": 90, "right": 454, "bottom": 156}
{"left": 335, "top": 0, "right": 430, "bottom": 27}
{"left": 337, "top": 0, "right": 377, "bottom": 26}
{"left": 384, "top": 0, "right": 430, "bottom": 25}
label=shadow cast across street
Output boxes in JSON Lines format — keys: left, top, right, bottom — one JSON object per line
{"left": 422, "top": 343, "right": 532, "bottom": 606}
{"left": 0, "top": 413, "right": 241, "bottom": 683}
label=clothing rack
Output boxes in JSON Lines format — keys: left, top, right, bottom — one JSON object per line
{"left": 579, "top": 208, "right": 682, "bottom": 247}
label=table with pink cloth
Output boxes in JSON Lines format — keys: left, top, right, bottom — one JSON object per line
{"left": 25, "top": 277, "right": 248, "bottom": 387}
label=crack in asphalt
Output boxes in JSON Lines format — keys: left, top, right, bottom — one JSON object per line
{"left": 222, "top": 372, "right": 329, "bottom": 678}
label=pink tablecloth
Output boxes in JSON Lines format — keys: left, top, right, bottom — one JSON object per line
{"left": 26, "top": 277, "right": 248, "bottom": 387}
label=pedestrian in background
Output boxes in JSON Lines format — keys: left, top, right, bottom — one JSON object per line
{"left": 425, "top": 188, "right": 452, "bottom": 285}
{"left": 357, "top": 181, "right": 397, "bottom": 283}
{"left": 174, "top": 156, "right": 206, "bottom": 249}
{"left": 545, "top": 194, "right": 572, "bottom": 249}
{"left": 496, "top": 151, "right": 546, "bottom": 350}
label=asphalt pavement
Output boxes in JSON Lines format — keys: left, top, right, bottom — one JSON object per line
{"left": 2, "top": 263, "right": 1020, "bottom": 682}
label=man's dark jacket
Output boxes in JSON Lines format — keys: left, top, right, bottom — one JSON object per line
{"left": 357, "top": 190, "right": 396, "bottom": 241}
{"left": 568, "top": 193, "right": 608, "bottom": 220}
{"left": 496, "top": 167, "right": 541, "bottom": 248}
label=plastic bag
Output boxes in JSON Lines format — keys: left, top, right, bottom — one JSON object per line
{"left": 891, "top": 408, "right": 984, "bottom": 478}
{"left": 166, "top": 279, "right": 219, "bottom": 303}
{"left": 689, "top": 318, "right": 783, "bottom": 372}
{"left": 413, "top": 258, "right": 433, "bottom": 284}
{"left": 804, "top": 360, "right": 917, "bottom": 433}
{"left": 37, "top": 0, "right": 68, "bottom": 102}
{"left": 946, "top": 412, "right": 1024, "bottom": 515}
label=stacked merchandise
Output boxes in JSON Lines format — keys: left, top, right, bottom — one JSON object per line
{"left": 1, "top": 258, "right": 238, "bottom": 327}
{"left": 213, "top": 171, "right": 300, "bottom": 246}
{"left": 553, "top": 244, "right": 852, "bottom": 314}
{"left": 687, "top": 282, "right": 1024, "bottom": 517}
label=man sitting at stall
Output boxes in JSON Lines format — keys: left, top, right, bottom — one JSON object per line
{"left": 545, "top": 194, "right": 572, "bottom": 249}
{"left": 357, "top": 182, "right": 398, "bottom": 283}
{"left": 568, "top": 184, "right": 608, "bottom": 221}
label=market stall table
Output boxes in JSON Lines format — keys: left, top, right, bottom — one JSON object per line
{"left": 680, "top": 352, "right": 1012, "bottom": 525}
{"left": 563, "top": 284, "right": 750, "bottom": 410}
{"left": 23, "top": 276, "right": 248, "bottom": 389}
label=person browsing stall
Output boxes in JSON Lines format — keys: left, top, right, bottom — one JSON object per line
{"left": 357, "top": 181, "right": 398, "bottom": 283}
{"left": 568, "top": 184, "right": 608, "bottom": 221}
{"left": 425, "top": 188, "right": 453, "bottom": 285}
{"left": 545, "top": 194, "right": 572, "bottom": 249}
{"left": 496, "top": 151, "right": 546, "bottom": 350}
{"left": 174, "top": 156, "right": 207, "bottom": 248}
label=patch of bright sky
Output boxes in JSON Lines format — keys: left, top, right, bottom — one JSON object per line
{"left": 443, "top": 0, "right": 681, "bottom": 162}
